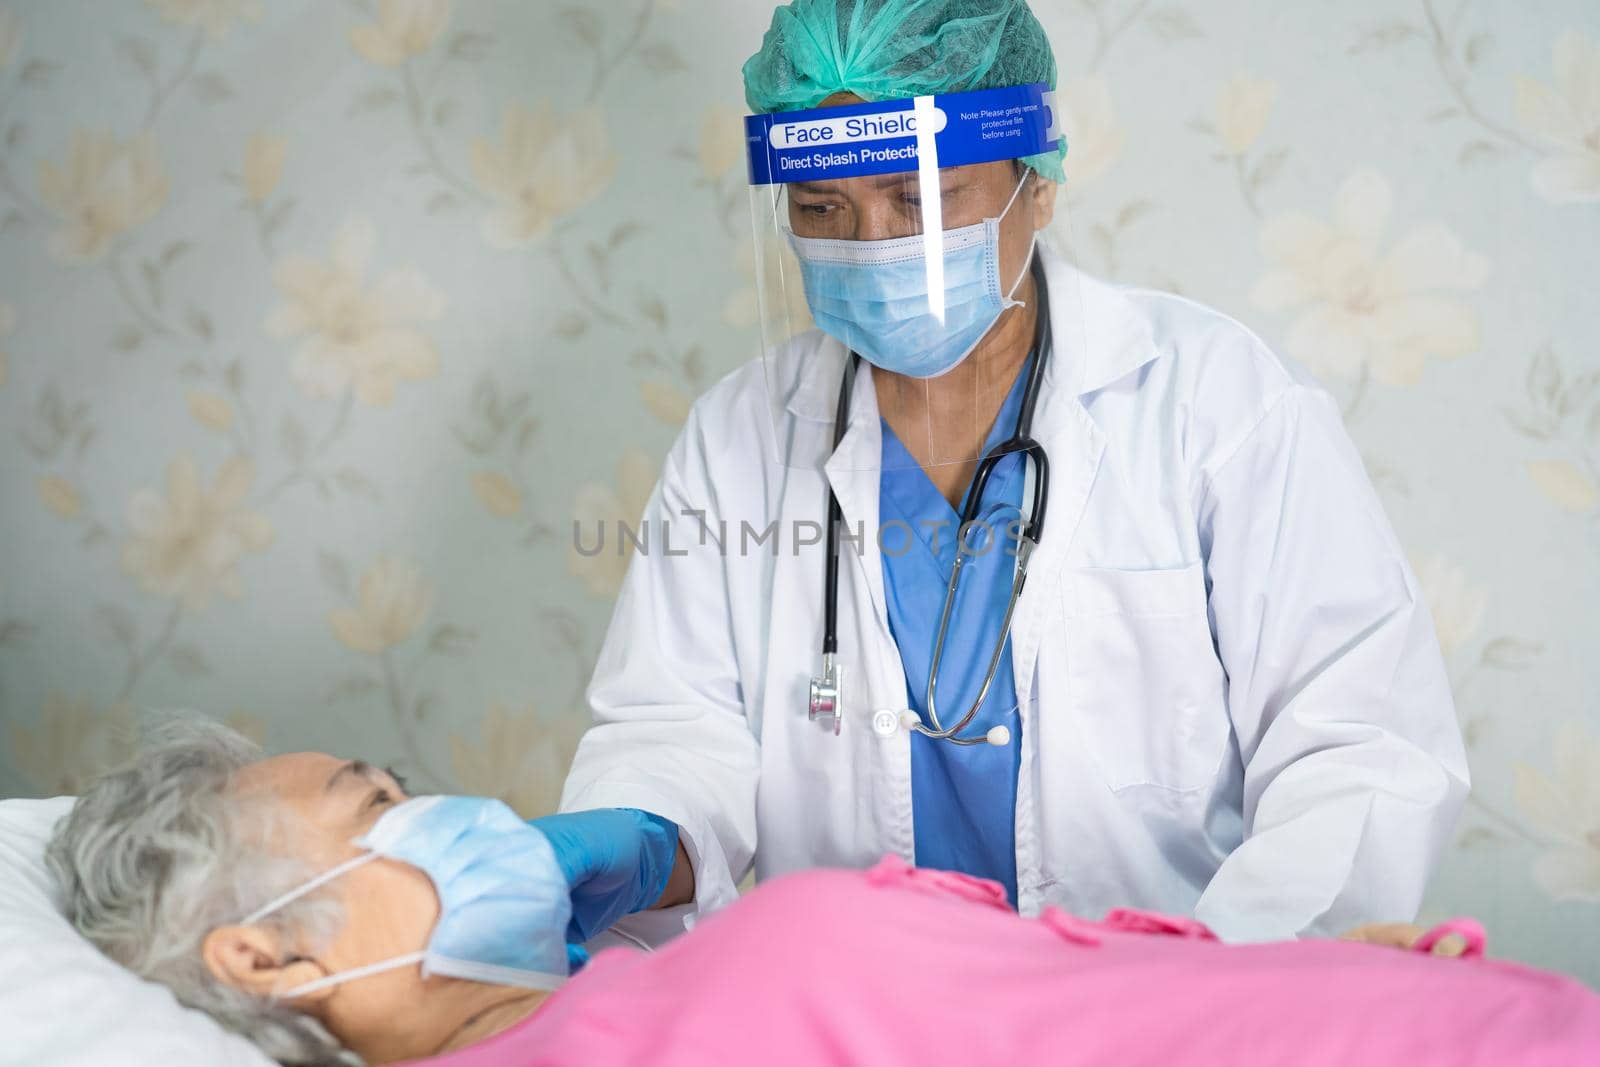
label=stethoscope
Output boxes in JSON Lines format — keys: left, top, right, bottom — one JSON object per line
{"left": 808, "top": 259, "right": 1052, "bottom": 747}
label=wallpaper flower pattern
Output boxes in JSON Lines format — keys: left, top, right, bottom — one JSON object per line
{"left": 0, "top": 0, "right": 1596, "bottom": 982}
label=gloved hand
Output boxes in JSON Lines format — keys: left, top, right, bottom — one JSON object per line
{"left": 529, "top": 808, "right": 680, "bottom": 943}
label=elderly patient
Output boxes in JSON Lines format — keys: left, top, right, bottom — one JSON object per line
{"left": 48, "top": 722, "right": 1600, "bottom": 1067}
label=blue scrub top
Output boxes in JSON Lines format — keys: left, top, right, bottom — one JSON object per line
{"left": 879, "top": 357, "right": 1030, "bottom": 906}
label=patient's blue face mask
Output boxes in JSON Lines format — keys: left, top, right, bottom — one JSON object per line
{"left": 240, "top": 795, "right": 572, "bottom": 999}
{"left": 787, "top": 173, "right": 1036, "bottom": 380}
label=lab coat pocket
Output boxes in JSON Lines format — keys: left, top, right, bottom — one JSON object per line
{"left": 1062, "top": 561, "right": 1229, "bottom": 793}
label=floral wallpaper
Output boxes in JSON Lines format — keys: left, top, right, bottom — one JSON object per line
{"left": 0, "top": 0, "right": 1596, "bottom": 983}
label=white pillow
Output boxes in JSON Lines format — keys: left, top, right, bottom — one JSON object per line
{"left": 0, "top": 796, "right": 278, "bottom": 1067}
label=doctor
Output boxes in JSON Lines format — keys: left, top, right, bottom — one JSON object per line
{"left": 533, "top": 0, "right": 1470, "bottom": 949}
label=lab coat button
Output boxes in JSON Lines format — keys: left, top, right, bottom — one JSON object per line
{"left": 871, "top": 709, "right": 900, "bottom": 738}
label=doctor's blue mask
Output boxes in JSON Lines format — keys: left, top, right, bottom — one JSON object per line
{"left": 787, "top": 173, "right": 1038, "bottom": 380}
{"left": 240, "top": 794, "right": 572, "bottom": 999}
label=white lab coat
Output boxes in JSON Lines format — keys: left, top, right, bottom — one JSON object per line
{"left": 560, "top": 245, "right": 1470, "bottom": 942}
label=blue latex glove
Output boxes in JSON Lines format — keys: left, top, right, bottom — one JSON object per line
{"left": 529, "top": 808, "right": 679, "bottom": 943}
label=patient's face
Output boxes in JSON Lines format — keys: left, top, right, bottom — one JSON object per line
{"left": 220, "top": 752, "right": 460, "bottom": 1057}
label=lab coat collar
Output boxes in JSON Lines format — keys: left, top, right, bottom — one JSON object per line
{"left": 1034, "top": 242, "right": 1158, "bottom": 399}
{"left": 809, "top": 245, "right": 1156, "bottom": 621}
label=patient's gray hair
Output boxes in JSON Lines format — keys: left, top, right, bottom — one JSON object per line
{"left": 45, "top": 717, "right": 361, "bottom": 1067}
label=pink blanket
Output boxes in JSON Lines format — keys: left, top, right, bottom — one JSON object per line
{"left": 410, "top": 857, "right": 1600, "bottom": 1066}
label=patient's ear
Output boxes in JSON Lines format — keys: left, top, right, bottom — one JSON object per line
{"left": 202, "top": 924, "right": 334, "bottom": 1004}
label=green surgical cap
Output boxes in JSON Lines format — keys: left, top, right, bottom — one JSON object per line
{"left": 742, "top": 0, "right": 1066, "bottom": 182}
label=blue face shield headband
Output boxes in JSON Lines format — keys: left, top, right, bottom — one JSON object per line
{"left": 240, "top": 795, "right": 572, "bottom": 999}
{"left": 785, "top": 171, "right": 1036, "bottom": 379}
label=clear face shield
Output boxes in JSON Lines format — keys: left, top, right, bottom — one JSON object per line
{"left": 744, "top": 83, "right": 1082, "bottom": 473}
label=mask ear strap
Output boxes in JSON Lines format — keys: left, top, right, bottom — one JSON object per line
{"left": 1005, "top": 232, "right": 1040, "bottom": 305}
{"left": 272, "top": 950, "right": 427, "bottom": 1001}
{"left": 241, "top": 850, "right": 380, "bottom": 926}
{"left": 998, "top": 169, "right": 1033, "bottom": 222}
{"left": 998, "top": 169, "right": 1039, "bottom": 306}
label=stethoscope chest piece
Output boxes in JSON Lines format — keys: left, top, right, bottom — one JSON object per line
{"left": 808, "top": 653, "right": 841, "bottom": 735}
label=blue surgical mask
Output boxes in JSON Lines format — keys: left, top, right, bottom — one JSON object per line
{"left": 241, "top": 795, "right": 572, "bottom": 998}
{"left": 787, "top": 174, "right": 1036, "bottom": 379}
